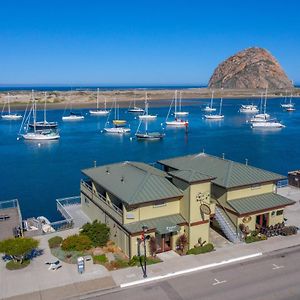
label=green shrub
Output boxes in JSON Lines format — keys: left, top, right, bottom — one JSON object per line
{"left": 48, "top": 236, "right": 63, "bottom": 249}
{"left": 80, "top": 220, "right": 110, "bottom": 247}
{"left": 245, "top": 234, "right": 267, "bottom": 243}
{"left": 128, "top": 255, "right": 161, "bottom": 267}
{"left": 61, "top": 234, "right": 92, "bottom": 251}
{"left": 93, "top": 254, "right": 108, "bottom": 265}
{"left": 186, "top": 243, "right": 214, "bottom": 255}
{"left": 6, "top": 259, "right": 30, "bottom": 270}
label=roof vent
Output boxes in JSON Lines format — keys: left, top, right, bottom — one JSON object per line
{"left": 245, "top": 158, "right": 248, "bottom": 165}
{"left": 121, "top": 176, "right": 125, "bottom": 183}
{"left": 222, "top": 153, "right": 225, "bottom": 159}
{"left": 106, "top": 167, "right": 110, "bottom": 174}
{"left": 94, "top": 160, "right": 97, "bottom": 168}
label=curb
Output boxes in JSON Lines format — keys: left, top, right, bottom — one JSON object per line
{"left": 120, "top": 252, "right": 262, "bottom": 288}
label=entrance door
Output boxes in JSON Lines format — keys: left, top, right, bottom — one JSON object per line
{"left": 256, "top": 213, "right": 269, "bottom": 228}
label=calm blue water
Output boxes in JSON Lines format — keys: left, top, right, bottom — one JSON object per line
{"left": 0, "top": 97, "right": 299, "bottom": 221}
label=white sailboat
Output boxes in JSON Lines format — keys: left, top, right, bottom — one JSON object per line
{"left": 166, "top": 91, "right": 189, "bottom": 127}
{"left": 62, "top": 93, "right": 85, "bottom": 121}
{"left": 204, "top": 96, "right": 224, "bottom": 120}
{"left": 174, "top": 91, "right": 189, "bottom": 117}
{"left": 283, "top": 93, "right": 295, "bottom": 111}
{"left": 203, "top": 91, "right": 217, "bottom": 112}
{"left": 251, "top": 120, "right": 285, "bottom": 128}
{"left": 103, "top": 99, "right": 130, "bottom": 134}
{"left": 280, "top": 91, "right": 294, "bottom": 109}
{"left": 29, "top": 92, "right": 58, "bottom": 129}
{"left": 239, "top": 104, "right": 259, "bottom": 113}
{"left": 89, "top": 88, "right": 109, "bottom": 116}
{"left": 249, "top": 91, "right": 270, "bottom": 123}
{"left": 128, "top": 95, "right": 144, "bottom": 113}
{"left": 139, "top": 93, "right": 157, "bottom": 120}
{"left": 1, "top": 93, "right": 22, "bottom": 120}
{"left": 19, "top": 91, "right": 60, "bottom": 140}
{"left": 135, "top": 119, "right": 164, "bottom": 140}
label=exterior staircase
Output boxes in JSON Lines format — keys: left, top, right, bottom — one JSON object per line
{"left": 215, "top": 207, "right": 242, "bottom": 243}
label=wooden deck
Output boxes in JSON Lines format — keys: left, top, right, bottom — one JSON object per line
{"left": 0, "top": 207, "right": 21, "bottom": 240}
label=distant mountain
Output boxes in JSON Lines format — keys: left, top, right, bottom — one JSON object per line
{"left": 208, "top": 47, "right": 293, "bottom": 89}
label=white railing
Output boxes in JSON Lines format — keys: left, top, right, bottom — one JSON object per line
{"left": 81, "top": 180, "right": 123, "bottom": 223}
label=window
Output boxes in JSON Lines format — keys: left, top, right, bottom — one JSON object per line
{"left": 153, "top": 201, "right": 166, "bottom": 208}
{"left": 276, "top": 210, "right": 283, "bottom": 216}
{"left": 251, "top": 184, "right": 261, "bottom": 190}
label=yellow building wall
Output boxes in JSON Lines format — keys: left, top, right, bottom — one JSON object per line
{"left": 81, "top": 193, "right": 106, "bottom": 223}
{"left": 187, "top": 223, "right": 210, "bottom": 249}
{"left": 123, "top": 198, "right": 181, "bottom": 224}
{"left": 227, "top": 183, "right": 275, "bottom": 201}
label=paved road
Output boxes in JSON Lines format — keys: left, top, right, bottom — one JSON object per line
{"left": 84, "top": 245, "right": 300, "bottom": 300}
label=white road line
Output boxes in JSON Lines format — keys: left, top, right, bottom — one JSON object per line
{"left": 272, "top": 263, "right": 284, "bottom": 270}
{"left": 120, "top": 252, "right": 262, "bottom": 288}
{"left": 212, "top": 278, "right": 227, "bottom": 286}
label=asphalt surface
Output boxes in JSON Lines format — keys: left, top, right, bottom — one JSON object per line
{"left": 84, "top": 245, "right": 300, "bottom": 300}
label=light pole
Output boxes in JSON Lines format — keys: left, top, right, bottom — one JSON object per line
{"left": 138, "top": 225, "right": 150, "bottom": 278}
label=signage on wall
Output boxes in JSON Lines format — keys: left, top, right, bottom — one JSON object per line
{"left": 200, "top": 204, "right": 211, "bottom": 215}
{"left": 242, "top": 216, "right": 252, "bottom": 223}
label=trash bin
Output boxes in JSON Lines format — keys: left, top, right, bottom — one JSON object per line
{"left": 77, "top": 256, "right": 85, "bottom": 274}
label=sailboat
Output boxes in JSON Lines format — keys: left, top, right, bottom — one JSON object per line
{"left": 29, "top": 92, "right": 58, "bottom": 129}
{"left": 103, "top": 100, "right": 130, "bottom": 134}
{"left": 203, "top": 91, "right": 217, "bottom": 112}
{"left": 19, "top": 91, "right": 60, "bottom": 140}
{"left": 174, "top": 91, "right": 189, "bottom": 117}
{"left": 135, "top": 119, "right": 164, "bottom": 140}
{"left": 139, "top": 93, "right": 157, "bottom": 120}
{"left": 283, "top": 93, "right": 295, "bottom": 111}
{"left": 249, "top": 91, "right": 270, "bottom": 123}
{"left": 280, "top": 91, "right": 294, "bottom": 109}
{"left": 62, "top": 93, "right": 85, "bottom": 121}
{"left": 128, "top": 95, "right": 144, "bottom": 113}
{"left": 89, "top": 88, "right": 109, "bottom": 116}
{"left": 166, "top": 91, "right": 189, "bottom": 127}
{"left": 1, "top": 93, "right": 22, "bottom": 120}
{"left": 204, "top": 96, "right": 224, "bottom": 120}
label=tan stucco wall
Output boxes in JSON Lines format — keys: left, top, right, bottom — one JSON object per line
{"left": 227, "top": 183, "right": 275, "bottom": 201}
{"left": 130, "top": 231, "right": 156, "bottom": 258}
{"left": 123, "top": 198, "right": 181, "bottom": 224}
{"left": 185, "top": 222, "right": 210, "bottom": 249}
{"left": 81, "top": 193, "right": 106, "bottom": 223}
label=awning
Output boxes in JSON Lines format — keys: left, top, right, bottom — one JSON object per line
{"left": 156, "top": 224, "right": 180, "bottom": 235}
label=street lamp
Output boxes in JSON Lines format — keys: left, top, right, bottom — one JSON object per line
{"left": 138, "top": 225, "right": 150, "bottom": 278}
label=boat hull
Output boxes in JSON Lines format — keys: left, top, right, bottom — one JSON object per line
{"left": 136, "top": 133, "right": 164, "bottom": 140}
{"left": 203, "top": 107, "right": 216, "bottom": 112}
{"left": 1, "top": 114, "right": 22, "bottom": 120}
{"left": 22, "top": 132, "right": 60, "bottom": 140}
{"left": 175, "top": 111, "right": 189, "bottom": 117}
{"left": 251, "top": 122, "right": 285, "bottom": 128}
{"left": 89, "top": 110, "right": 109, "bottom": 116}
{"left": 104, "top": 128, "right": 131, "bottom": 134}
{"left": 204, "top": 115, "right": 224, "bottom": 120}
{"left": 139, "top": 115, "right": 157, "bottom": 120}
{"left": 62, "top": 115, "right": 84, "bottom": 121}
{"left": 29, "top": 122, "right": 58, "bottom": 129}
{"left": 166, "top": 120, "right": 188, "bottom": 127}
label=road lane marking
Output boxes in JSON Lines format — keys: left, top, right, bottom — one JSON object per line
{"left": 272, "top": 263, "right": 284, "bottom": 270}
{"left": 212, "top": 278, "right": 227, "bottom": 286}
{"left": 120, "top": 252, "right": 262, "bottom": 288}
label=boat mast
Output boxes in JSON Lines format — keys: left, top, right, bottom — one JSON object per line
{"left": 7, "top": 93, "right": 11, "bottom": 115}
{"left": 96, "top": 88, "right": 99, "bottom": 110}
{"left": 32, "top": 90, "right": 36, "bottom": 133}
{"left": 219, "top": 97, "right": 223, "bottom": 115}
{"left": 179, "top": 91, "right": 182, "bottom": 112}
{"left": 210, "top": 91, "right": 214, "bottom": 109}
{"left": 264, "top": 88, "right": 268, "bottom": 114}
{"left": 145, "top": 92, "right": 148, "bottom": 115}
{"left": 44, "top": 92, "right": 47, "bottom": 123}
{"left": 174, "top": 90, "right": 177, "bottom": 115}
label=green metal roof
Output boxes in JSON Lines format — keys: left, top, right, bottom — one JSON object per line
{"left": 227, "top": 193, "right": 295, "bottom": 215}
{"left": 82, "top": 161, "right": 183, "bottom": 206}
{"left": 124, "top": 214, "right": 186, "bottom": 234}
{"left": 159, "top": 153, "right": 286, "bottom": 188}
{"left": 168, "top": 169, "right": 214, "bottom": 183}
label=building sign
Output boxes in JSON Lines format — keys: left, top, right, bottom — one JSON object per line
{"left": 200, "top": 204, "right": 211, "bottom": 215}
{"left": 166, "top": 225, "right": 178, "bottom": 232}
{"left": 242, "top": 216, "right": 252, "bottom": 223}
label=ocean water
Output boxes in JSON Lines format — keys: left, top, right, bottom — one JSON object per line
{"left": 0, "top": 97, "right": 299, "bottom": 221}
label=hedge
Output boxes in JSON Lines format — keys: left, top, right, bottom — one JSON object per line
{"left": 48, "top": 236, "right": 63, "bottom": 249}
{"left": 186, "top": 243, "right": 214, "bottom": 255}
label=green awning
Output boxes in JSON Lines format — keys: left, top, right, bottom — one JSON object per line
{"left": 227, "top": 193, "right": 295, "bottom": 215}
{"left": 156, "top": 224, "right": 180, "bottom": 235}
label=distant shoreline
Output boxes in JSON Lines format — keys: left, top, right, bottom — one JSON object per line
{"left": 1, "top": 87, "right": 299, "bottom": 110}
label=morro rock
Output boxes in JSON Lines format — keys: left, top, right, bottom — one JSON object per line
{"left": 208, "top": 47, "right": 293, "bottom": 89}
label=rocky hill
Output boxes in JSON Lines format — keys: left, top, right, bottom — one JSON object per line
{"left": 208, "top": 47, "right": 293, "bottom": 89}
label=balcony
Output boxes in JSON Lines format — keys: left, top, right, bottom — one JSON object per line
{"left": 80, "top": 180, "right": 123, "bottom": 224}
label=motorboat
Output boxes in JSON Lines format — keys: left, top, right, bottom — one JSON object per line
{"left": 62, "top": 112, "right": 84, "bottom": 121}
{"left": 251, "top": 120, "right": 285, "bottom": 128}
{"left": 239, "top": 104, "right": 259, "bottom": 113}
{"left": 104, "top": 127, "right": 131, "bottom": 134}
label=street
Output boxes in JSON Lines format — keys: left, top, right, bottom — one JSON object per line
{"left": 84, "top": 245, "right": 300, "bottom": 300}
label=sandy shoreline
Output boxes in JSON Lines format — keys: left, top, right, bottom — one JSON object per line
{"left": 1, "top": 87, "right": 299, "bottom": 110}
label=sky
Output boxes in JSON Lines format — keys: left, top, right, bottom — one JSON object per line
{"left": 1, "top": 0, "right": 300, "bottom": 86}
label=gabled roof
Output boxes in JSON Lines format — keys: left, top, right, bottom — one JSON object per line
{"left": 158, "top": 153, "right": 286, "bottom": 188}
{"left": 82, "top": 161, "right": 183, "bottom": 206}
{"left": 168, "top": 169, "right": 214, "bottom": 183}
{"left": 227, "top": 193, "right": 295, "bottom": 215}
{"left": 124, "top": 214, "right": 186, "bottom": 234}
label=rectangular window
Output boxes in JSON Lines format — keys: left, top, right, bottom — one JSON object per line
{"left": 251, "top": 184, "right": 261, "bottom": 190}
{"left": 276, "top": 210, "right": 283, "bottom": 216}
{"left": 153, "top": 201, "right": 166, "bottom": 208}
{"left": 126, "top": 213, "right": 135, "bottom": 219}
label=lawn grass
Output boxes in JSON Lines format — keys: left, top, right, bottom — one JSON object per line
{"left": 6, "top": 260, "right": 30, "bottom": 270}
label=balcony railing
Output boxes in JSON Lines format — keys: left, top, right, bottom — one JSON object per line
{"left": 80, "top": 180, "right": 123, "bottom": 223}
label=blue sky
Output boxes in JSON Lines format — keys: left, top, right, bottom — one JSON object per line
{"left": 1, "top": 0, "right": 300, "bottom": 85}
